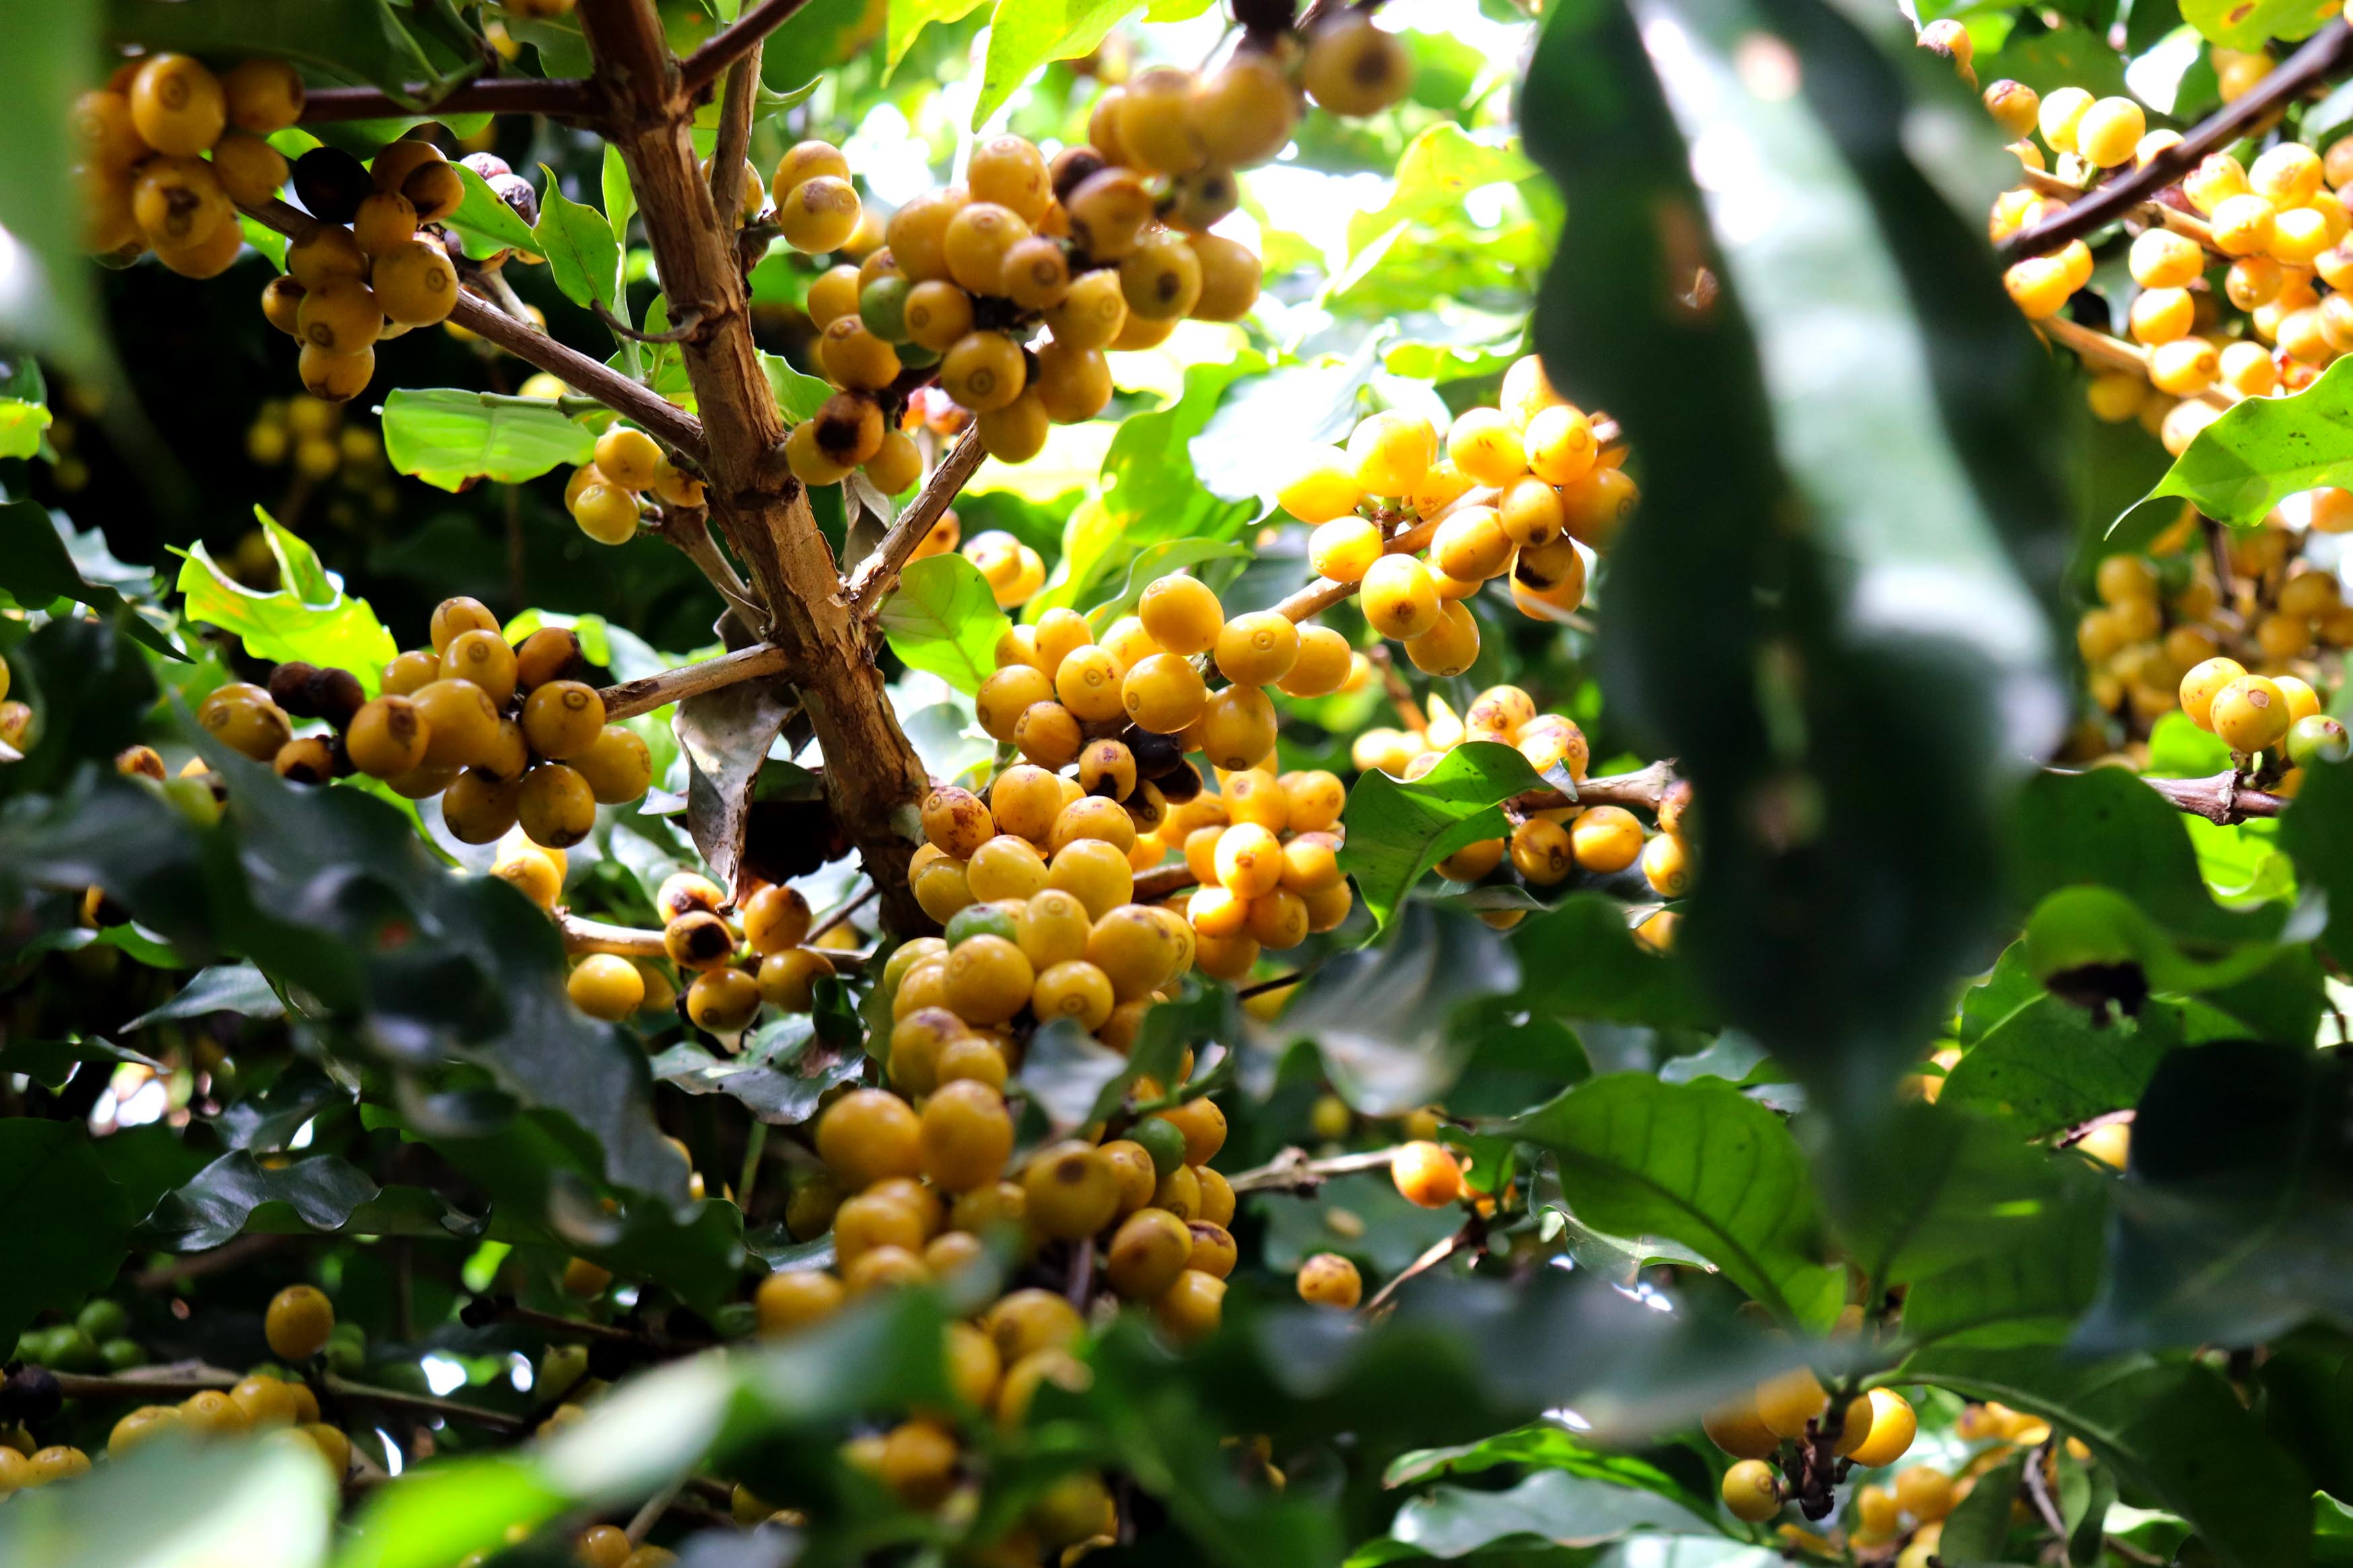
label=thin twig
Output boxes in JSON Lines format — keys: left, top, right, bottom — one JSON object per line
{"left": 1509, "top": 758, "right": 1684, "bottom": 816}
{"left": 2048, "top": 766, "right": 2290, "bottom": 824}
{"left": 239, "top": 199, "right": 707, "bottom": 464}
{"left": 128, "top": 1233, "right": 284, "bottom": 1289}
{"left": 680, "top": 0, "right": 819, "bottom": 93}
{"left": 1235, "top": 970, "right": 1305, "bottom": 999}
{"left": 653, "top": 508, "right": 768, "bottom": 630}
{"left": 707, "top": 42, "right": 763, "bottom": 230}
{"left": 48, "top": 1369, "right": 529, "bottom": 1434}
{"left": 2018, "top": 169, "right": 2213, "bottom": 249}
{"left": 1361, "top": 1224, "right": 1475, "bottom": 1317}
{"left": 627, "top": 1476, "right": 691, "bottom": 1544}
{"left": 1066, "top": 1238, "right": 1096, "bottom": 1309}
{"left": 596, "top": 298, "right": 707, "bottom": 345}
{"left": 1364, "top": 644, "right": 1427, "bottom": 733}
{"left": 559, "top": 911, "right": 671, "bottom": 957}
{"left": 2022, "top": 1440, "right": 2069, "bottom": 1539}
{"left": 737, "top": 1122, "right": 770, "bottom": 1212}
{"left": 2034, "top": 317, "right": 2236, "bottom": 410}
{"left": 1997, "top": 18, "right": 2353, "bottom": 265}
{"left": 298, "top": 77, "right": 594, "bottom": 125}
{"left": 597, "top": 643, "right": 795, "bottom": 723}
{"left": 844, "top": 431, "right": 988, "bottom": 617}
{"left": 811, "top": 882, "right": 879, "bottom": 940}
{"left": 1226, "top": 1145, "right": 1404, "bottom": 1194}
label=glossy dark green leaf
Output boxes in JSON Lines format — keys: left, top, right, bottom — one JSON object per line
{"left": 534, "top": 166, "right": 624, "bottom": 317}
{"left": 1940, "top": 994, "right": 2172, "bottom": 1134}
{"left": 2075, "top": 1040, "right": 2353, "bottom": 1354}
{"left": 650, "top": 1032, "right": 863, "bottom": 1126}
{"left": 0, "top": 1119, "right": 133, "bottom": 1350}
{"left": 1273, "top": 905, "right": 1519, "bottom": 1114}
{"left": 1506, "top": 894, "right": 1719, "bottom": 1029}
{"left": 0, "top": 500, "right": 184, "bottom": 660}
{"left": 1337, "top": 742, "right": 1545, "bottom": 930}
{"left": 106, "top": 0, "right": 461, "bottom": 91}
{"left": 2011, "top": 770, "right": 2284, "bottom": 944}
{"left": 121, "top": 961, "right": 286, "bottom": 1031}
{"left": 1508, "top": 1074, "right": 1843, "bottom": 1328}
{"left": 1384, "top": 1422, "right": 1709, "bottom": 1519}
{"left": 1937, "top": 1450, "right": 2028, "bottom": 1563}
{"left": 2254, "top": 1328, "right": 2353, "bottom": 1503}
{"left": 878, "top": 554, "right": 1011, "bottom": 694}
{"left": 0, "top": 1037, "right": 162, "bottom": 1092}
{"left": 1384, "top": 1471, "right": 1720, "bottom": 1556}
{"left": 0, "top": 615, "right": 162, "bottom": 800}
{"left": 1902, "top": 1346, "right": 2311, "bottom": 1568}
{"left": 1524, "top": 0, "right": 2069, "bottom": 1130}
{"left": 1014, "top": 1018, "right": 1127, "bottom": 1133}
{"left": 381, "top": 388, "right": 596, "bottom": 493}
{"left": 142, "top": 1151, "right": 477, "bottom": 1251}
{"left": 1826, "top": 1102, "right": 2108, "bottom": 1299}
{"left": 1900, "top": 1165, "right": 2110, "bottom": 1349}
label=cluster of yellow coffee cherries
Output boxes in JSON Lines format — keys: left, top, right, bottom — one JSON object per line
{"left": 73, "top": 52, "right": 301, "bottom": 278}
{"left": 561, "top": 425, "right": 711, "bottom": 546}
{"left": 1962, "top": 22, "right": 2353, "bottom": 454}
{"left": 1283, "top": 355, "right": 1636, "bottom": 675}
{"left": 1706, "top": 1362, "right": 1927, "bottom": 1534}
{"left": 0, "top": 1286, "right": 353, "bottom": 1501}
{"left": 191, "top": 596, "right": 651, "bottom": 849}
{"left": 2178, "top": 647, "right": 2350, "bottom": 773}
{"left": 785, "top": 15, "right": 1413, "bottom": 495}
{"left": 0, "top": 655, "right": 27, "bottom": 759}
{"left": 737, "top": 977, "right": 1241, "bottom": 1549}
{"left": 2072, "top": 534, "right": 2352, "bottom": 749}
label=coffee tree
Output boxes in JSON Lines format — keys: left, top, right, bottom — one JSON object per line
{"left": 0, "top": 0, "right": 2350, "bottom": 1562}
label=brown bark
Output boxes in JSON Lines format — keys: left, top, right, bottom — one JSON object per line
{"left": 578, "top": 0, "right": 932, "bottom": 932}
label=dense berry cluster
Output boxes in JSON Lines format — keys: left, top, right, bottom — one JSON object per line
{"left": 189, "top": 596, "right": 651, "bottom": 848}
{"left": 1284, "top": 354, "right": 1636, "bottom": 674}
{"left": 782, "top": 18, "right": 1412, "bottom": 495}
{"left": 1705, "top": 1356, "right": 1925, "bottom": 1538}
{"left": 73, "top": 52, "right": 303, "bottom": 276}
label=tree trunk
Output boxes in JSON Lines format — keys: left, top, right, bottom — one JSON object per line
{"left": 578, "top": 0, "right": 930, "bottom": 932}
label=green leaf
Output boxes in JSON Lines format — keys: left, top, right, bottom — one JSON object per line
{"left": 761, "top": 351, "right": 834, "bottom": 423}
{"left": 764, "top": 0, "right": 887, "bottom": 93}
{"left": 1254, "top": 1169, "right": 1464, "bottom": 1277}
{"left": 1523, "top": 0, "right": 2068, "bottom": 1130}
{"left": 0, "top": 0, "right": 100, "bottom": 366}
{"left": 0, "top": 1436, "right": 336, "bottom": 1568}
{"left": 333, "top": 1456, "right": 567, "bottom": 1568}
{"left": 142, "top": 1151, "right": 476, "bottom": 1251}
{"left": 176, "top": 542, "right": 398, "bottom": 690}
{"left": 1384, "top": 1422, "right": 1712, "bottom": 1520}
{"left": 878, "top": 554, "right": 1010, "bottom": 694}
{"left": 2130, "top": 356, "right": 2353, "bottom": 527}
{"left": 2074, "top": 1040, "right": 2353, "bottom": 1354}
{"left": 2282, "top": 759, "right": 2353, "bottom": 964}
{"left": 1384, "top": 1471, "right": 1721, "bottom": 1557}
{"left": 1979, "top": 23, "right": 2132, "bottom": 99}
{"left": 381, "top": 386, "right": 597, "bottom": 493}
{"left": 1507, "top": 1074, "right": 1844, "bottom": 1329}
{"left": 885, "top": 0, "right": 989, "bottom": 76}
{"left": 601, "top": 144, "right": 635, "bottom": 244}
{"left": 1505, "top": 894, "right": 1720, "bottom": 1030}
{"left": 120, "top": 961, "right": 286, "bottom": 1030}
{"left": 1016, "top": 1018, "right": 1129, "bottom": 1132}
{"left": 2181, "top": 0, "right": 2338, "bottom": 49}
{"left": 2012, "top": 770, "right": 2282, "bottom": 946}
{"left": 105, "top": 0, "right": 460, "bottom": 92}
{"left": 534, "top": 166, "right": 623, "bottom": 319}
{"left": 1941, "top": 995, "right": 2173, "bottom": 1134}
{"left": 0, "top": 1119, "right": 134, "bottom": 1350}
{"left": 0, "top": 397, "right": 52, "bottom": 459}
{"left": 973, "top": 0, "right": 1140, "bottom": 126}
{"left": 649, "top": 1027, "right": 863, "bottom": 1126}
{"left": 0, "top": 499, "right": 185, "bottom": 660}
{"left": 443, "top": 161, "right": 541, "bottom": 261}
{"left": 1337, "top": 741, "right": 1544, "bottom": 930}
{"left": 1343, "top": 125, "right": 1539, "bottom": 267}
{"left": 1937, "top": 1451, "right": 2028, "bottom": 1563}
{"left": 1824, "top": 1102, "right": 2109, "bottom": 1304}
{"left": 1273, "top": 905, "right": 1520, "bottom": 1114}
{"left": 1901, "top": 1346, "right": 2312, "bottom": 1568}
{"left": 0, "top": 1038, "right": 162, "bottom": 1093}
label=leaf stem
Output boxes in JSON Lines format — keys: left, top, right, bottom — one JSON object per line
{"left": 597, "top": 642, "right": 796, "bottom": 723}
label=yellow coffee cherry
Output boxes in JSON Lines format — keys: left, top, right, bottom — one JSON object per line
{"left": 2127, "top": 286, "right": 2192, "bottom": 345}
{"left": 1754, "top": 1366, "right": 1828, "bottom": 1439}
{"left": 1296, "top": 1252, "right": 1363, "bottom": 1307}
{"left": 1847, "top": 1388, "right": 1918, "bottom": 1468}
{"left": 2002, "top": 256, "right": 2073, "bottom": 319}
{"left": 1361, "top": 554, "right": 1441, "bottom": 640}
{"left": 1721, "top": 1459, "right": 1782, "bottom": 1523}
{"left": 2036, "top": 85, "right": 2093, "bottom": 153}
{"left": 1348, "top": 410, "right": 1437, "bottom": 495}
{"left": 2147, "top": 337, "right": 2219, "bottom": 397}
{"left": 2074, "top": 97, "right": 2144, "bottom": 168}
{"left": 1445, "top": 407, "right": 1526, "bottom": 486}
{"left": 2210, "top": 194, "right": 2279, "bottom": 257}
{"left": 2209, "top": 673, "right": 2291, "bottom": 751}
{"left": 1983, "top": 78, "right": 2040, "bottom": 138}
